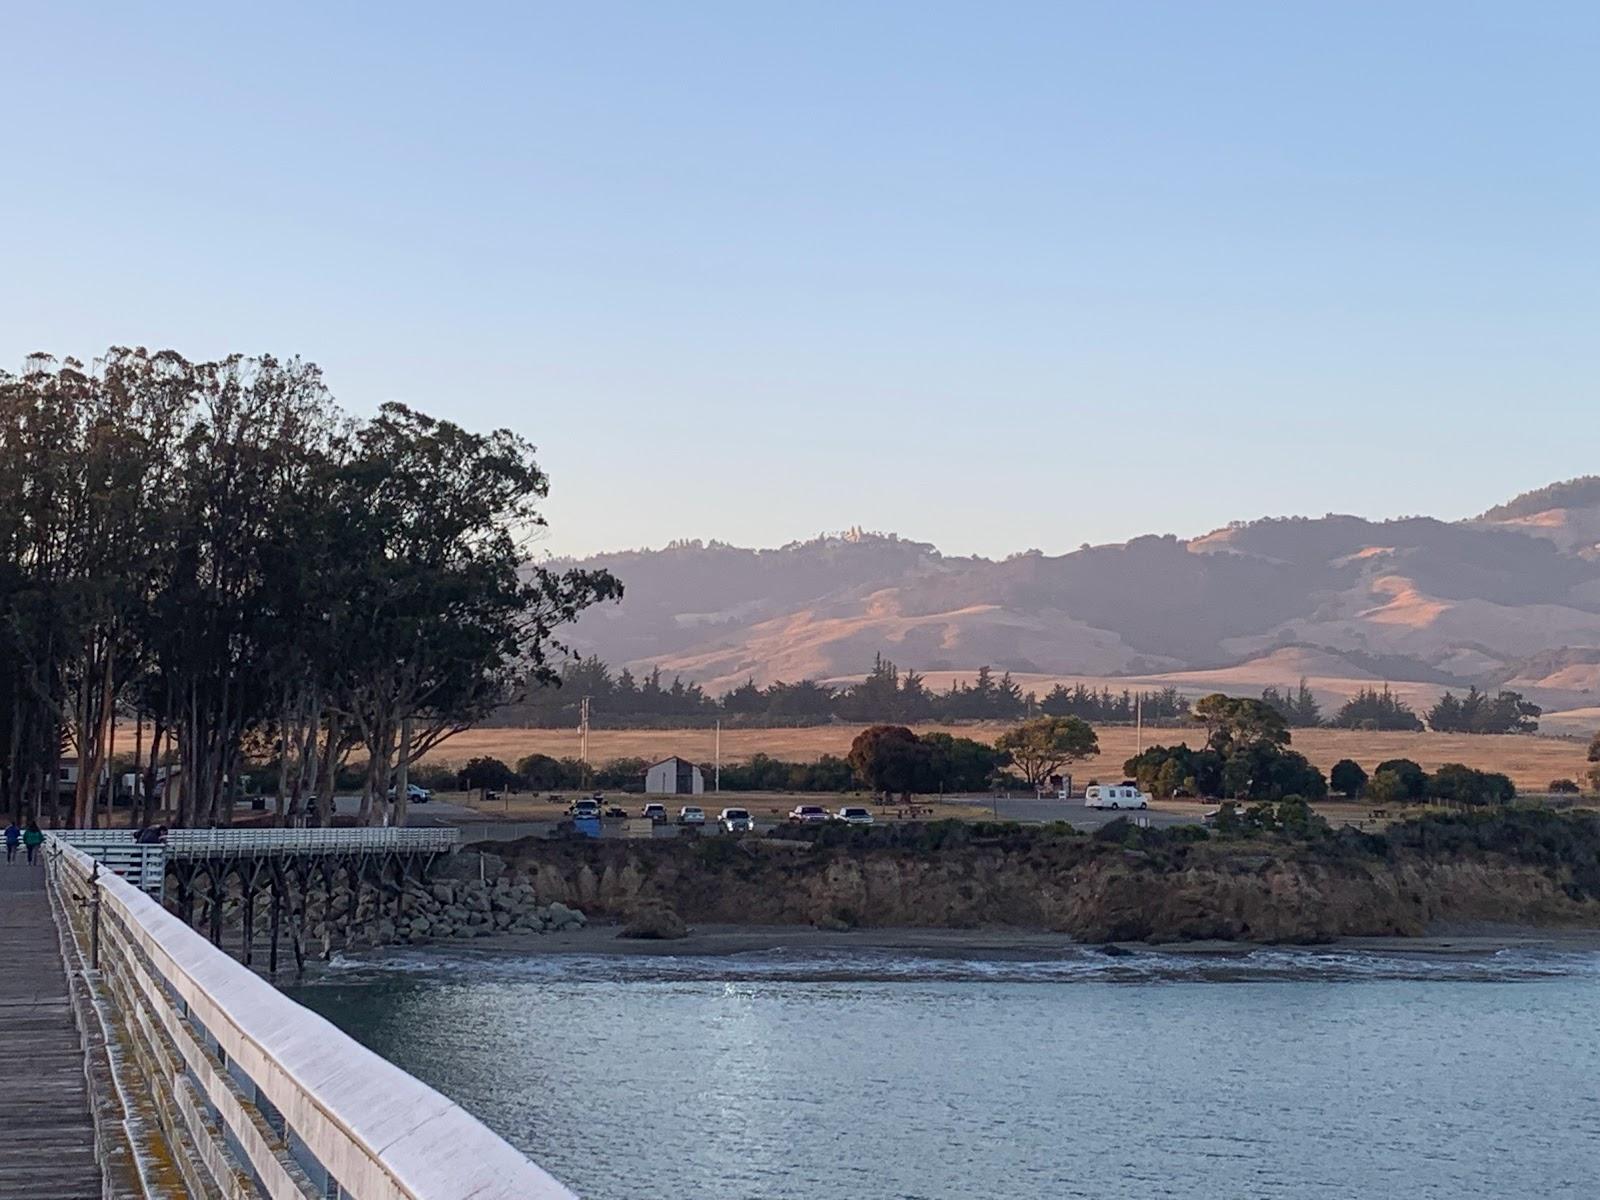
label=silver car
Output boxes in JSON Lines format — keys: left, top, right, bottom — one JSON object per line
{"left": 719, "top": 807, "right": 755, "bottom": 833}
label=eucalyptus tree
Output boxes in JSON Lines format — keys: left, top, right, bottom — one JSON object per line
{"left": 0, "top": 351, "right": 188, "bottom": 826}
{"left": 331, "top": 404, "right": 621, "bottom": 826}
{"left": 257, "top": 455, "right": 343, "bottom": 826}
{"left": 0, "top": 357, "right": 78, "bottom": 822}
{"left": 146, "top": 354, "right": 339, "bottom": 826}
{"left": 3, "top": 347, "right": 617, "bottom": 829}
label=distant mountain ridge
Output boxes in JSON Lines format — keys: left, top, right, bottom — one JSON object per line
{"left": 556, "top": 479, "right": 1600, "bottom": 718}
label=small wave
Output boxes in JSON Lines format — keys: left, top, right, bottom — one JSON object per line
{"left": 296, "top": 942, "right": 1600, "bottom": 988}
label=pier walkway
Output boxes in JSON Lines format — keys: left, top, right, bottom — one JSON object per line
{"left": 42, "top": 831, "right": 576, "bottom": 1199}
{"left": 0, "top": 859, "right": 103, "bottom": 1199}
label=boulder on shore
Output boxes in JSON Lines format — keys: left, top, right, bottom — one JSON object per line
{"left": 618, "top": 907, "right": 688, "bottom": 940}
{"left": 545, "top": 901, "right": 586, "bottom": 931}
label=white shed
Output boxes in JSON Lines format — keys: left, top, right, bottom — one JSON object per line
{"left": 644, "top": 756, "right": 704, "bottom": 796}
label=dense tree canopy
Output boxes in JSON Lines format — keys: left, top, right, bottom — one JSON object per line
{"left": 1372, "top": 758, "right": 1427, "bottom": 801}
{"left": 1192, "top": 694, "right": 1290, "bottom": 753}
{"left": 501, "top": 652, "right": 1193, "bottom": 730}
{"left": 1425, "top": 688, "right": 1540, "bottom": 735}
{"left": 844, "top": 724, "right": 1014, "bottom": 797}
{"left": 1260, "top": 679, "right": 1323, "bottom": 728}
{"left": 1127, "top": 693, "right": 1323, "bottom": 802}
{"left": 1425, "top": 763, "right": 1515, "bottom": 807}
{"left": 847, "top": 725, "right": 928, "bottom": 799}
{"left": 0, "top": 349, "right": 618, "bottom": 827}
{"left": 1328, "top": 686, "right": 1424, "bottom": 732}
{"left": 1330, "top": 759, "right": 1367, "bottom": 798}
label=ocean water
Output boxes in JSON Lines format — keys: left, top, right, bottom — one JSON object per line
{"left": 288, "top": 944, "right": 1600, "bottom": 1199}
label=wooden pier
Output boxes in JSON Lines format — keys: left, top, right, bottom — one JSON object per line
{"left": 0, "top": 860, "right": 103, "bottom": 1199}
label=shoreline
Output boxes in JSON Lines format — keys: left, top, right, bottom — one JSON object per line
{"left": 413, "top": 920, "right": 1600, "bottom": 962}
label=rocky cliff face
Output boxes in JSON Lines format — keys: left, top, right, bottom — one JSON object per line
{"left": 492, "top": 836, "right": 1599, "bottom": 944}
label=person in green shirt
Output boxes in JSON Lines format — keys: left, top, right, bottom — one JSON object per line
{"left": 22, "top": 819, "right": 42, "bottom": 865}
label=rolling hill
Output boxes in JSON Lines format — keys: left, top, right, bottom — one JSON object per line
{"left": 554, "top": 480, "right": 1600, "bottom": 721}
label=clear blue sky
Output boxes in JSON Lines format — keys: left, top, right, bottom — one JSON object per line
{"left": 4, "top": 2, "right": 1597, "bottom": 559}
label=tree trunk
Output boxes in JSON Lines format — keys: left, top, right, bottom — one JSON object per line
{"left": 49, "top": 723, "right": 64, "bottom": 829}
{"left": 393, "top": 715, "right": 413, "bottom": 829}
{"left": 142, "top": 717, "right": 164, "bottom": 828}
{"left": 131, "top": 711, "right": 143, "bottom": 829}
{"left": 99, "top": 688, "right": 116, "bottom": 829}
{"left": 72, "top": 669, "right": 92, "bottom": 828}
{"left": 275, "top": 690, "right": 290, "bottom": 823}
{"left": 358, "top": 721, "right": 380, "bottom": 826}
{"left": 288, "top": 697, "right": 319, "bottom": 825}
{"left": 312, "top": 710, "right": 340, "bottom": 827}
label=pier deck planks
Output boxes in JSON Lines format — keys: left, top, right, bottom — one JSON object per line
{"left": 0, "top": 859, "right": 104, "bottom": 1199}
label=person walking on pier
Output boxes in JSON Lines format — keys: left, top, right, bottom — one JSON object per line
{"left": 22, "top": 819, "right": 42, "bottom": 865}
{"left": 3, "top": 820, "right": 18, "bottom": 863}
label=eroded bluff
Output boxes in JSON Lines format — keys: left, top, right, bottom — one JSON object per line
{"left": 484, "top": 828, "right": 1600, "bottom": 944}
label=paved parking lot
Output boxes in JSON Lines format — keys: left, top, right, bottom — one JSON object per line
{"left": 423, "top": 795, "right": 1200, "bottom": 842}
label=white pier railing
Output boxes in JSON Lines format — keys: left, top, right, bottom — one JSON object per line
{"left": 48, "top": 838, "right": 574, "bottom": 1200}
{"left": 50, "top": 827, "right": 461, "bottom": 900}
{"left": 49, "top": 830, "right": 167, "bottom": 895}
{"left": 160, "top": 827, "right": 460, "bottom": 857}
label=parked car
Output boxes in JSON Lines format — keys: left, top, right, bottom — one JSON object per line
{"left": 568, "top": 798, "right": 602, "bottom": 820}
{"left": 719, "top": 807, "right": 754, "bottom": 833}
{"left": 385, "top": 783, "right": 432, "bottom": 804}
{"left": 678, "top": 806, "right": 707, "bottom": 825}
{"left": 641, "top": 802, "right": 668, "bottom": 822}
{"left": 835, "top": 806, "right": 874, "bottom": 825}
{"left": 788, "top": 804, "right": 830, "bottom": 823}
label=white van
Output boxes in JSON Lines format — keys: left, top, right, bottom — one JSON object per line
{"left": 1084, "top": 782, "right": 1150, "bottom": 810}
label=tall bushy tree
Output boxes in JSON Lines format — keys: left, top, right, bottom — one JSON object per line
{"left": 149, "top": 354, "right": 340, "bottom": 827}
{"left": 1426, "top": 687, "right": 1541, "bottom": 734}
{"left": 848, "top": 724, "right": 928, "bottom": 799}
{"left": 1261, "top": 679, "right": 1322, "bottom": 728}
{"left": 995, "top": 716, "right": 1098, "bottom": 789}
{"left": 0, "top": 349, "right": 618, "bottom": 828}
{"left": 330, "top": 404, "right": 620, "bottom": 825}
{"left": 1330, "top": 759, "right": 1367, "bottom": 798}
{"left": 1329, "top": 685, "right": 1425, "bottom": 732}
{"left": 1129, "top": 692, "right": 1324, "bottom": 802}
{"left": 1192, "top": 694, "right": 1289, "bottom": 753}
{"left": 0, "top": 351, "right": 189, "bottom": 826}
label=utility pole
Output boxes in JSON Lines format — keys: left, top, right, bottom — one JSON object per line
{"left": 1136, "top": 693, "right": 1143, "bottom": 756}
{"left": 579, "top": 697, "right": 591, "bottom": 789}
{"left": 715, "top": 720, "right": 721, "bottom": 793}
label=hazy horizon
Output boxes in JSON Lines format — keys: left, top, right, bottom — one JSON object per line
{"left": 6, "top": 3, "right": 1598, "bottom": 560}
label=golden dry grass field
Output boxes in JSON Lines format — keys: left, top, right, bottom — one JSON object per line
{"left": 425, "top": 722, "right": 1592, "bottom": 793}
